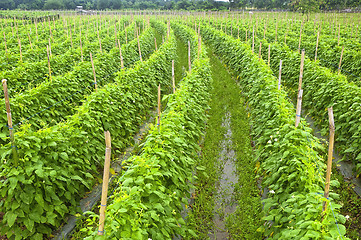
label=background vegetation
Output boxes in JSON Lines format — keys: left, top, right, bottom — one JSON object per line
{"left": 0, "top": 0, "right": 360, "bottom": 12}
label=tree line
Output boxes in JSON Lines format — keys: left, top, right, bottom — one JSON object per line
{"left": 0, "top": 0, "right": 360, "bottom": 12}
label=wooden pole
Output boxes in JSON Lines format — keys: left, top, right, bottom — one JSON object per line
{"left": 69, "top": 28, "right": 73, "bottom": 48}
{"left": 298, "top": 49, "right": 305, "bottom": 91}
{"left": 80, "top": 30, "right": 83, "bottom": 62}
{"left": 118, "top": 39, "right": 124, "bottom": 69}
{"left": 35, "top": 19, "right": 38, "bottom": 41}
{"left": 137, "top": 33, "right": 142, "bottom": 62}
{"left": 337, "top": 24, "right": 341, "bottom": 46}
{"left": 27, "top": 32, "right": 33, "bottom": 50}
{"left": 258, "top": 41, "right": 262, "bottom": 59}
{"left": 315, "top": 30, "right": 320, "bottom": 62}
{"left": 252, "top": 26, "right": 255, "bottom": 53}
{"left": 278, "top": 59, "right": 282, "bottom": 90}
{"left": 157, "top": 84, "right": 161, "bottom": 127}
{"left": 48, "top": 38, "right": 52, "bottom": 58}
{"left": 188, "top": 40, "right": 191, "bottom": 72}
{"left": 3, "top": 32, "right": 7, "bottom": 54}
{"left": 322, "top": 107, "right": 335, "bottom": 213}
{"left": 2, "top": 79, "right": 18, "bottom": 167}
{"left": 124, "top": 23, "right": 127, "bottom": 44}
{"left": 172, "top": 60, "right": 175, "bottom": 93}
{"left": 90, "top": 53, "right": 97, "bottom": 91}
{"left": 298, "top": 23, "right": 303, "bottom": 54}
{"left": 295, "top": 89, "right": 303, "bottom": 127}
{"left": 268, "top": 44, "right": 271, "bottom": 66}
{"left": 47, "top": 45, "right": 51, "bottom": 81}
{"left": 275, "top": 20, "right": 278, "bottom": 42}
{"left": 338, "top": 46, "right": 344, "bottom": 74}
{"left": 198, "top": 34, "right": 201, "bottom": 59}
{"left": 97, "top": 29, "right": 102, "bottom": 52}
{"left": 18, "top": 38, "right": 22, "bottom": 62}
{"left": 98, "top": 130, "right": 112, "bottom": 236}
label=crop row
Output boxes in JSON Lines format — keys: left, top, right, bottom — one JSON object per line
{"left": 211, "top": 17, "right": 361, "bottom": 175}
{"left": 81, "top": 21, "right": 211, "bottom": 239}
{"left": 0, "top": 23, "right": 156, "bottom": 147}
{"left": 0, "top": 16, "right": 141, "bottom": 69}
{"left": 0, "top": 19, "right": 166, "bottom": 240}
{"left": 220, "top": 17, "right": 361, "bottom": 85}
{"left": 0, "top": 20, "right": 137, "bottom": 96}
{"left": 200, "top": 22, "right": 348, "bottom": 239}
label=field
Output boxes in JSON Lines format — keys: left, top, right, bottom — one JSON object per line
{"left": 0, "top": 10, "right": 361, "bottom": 240}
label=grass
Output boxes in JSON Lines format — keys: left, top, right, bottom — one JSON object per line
{"left": 186, "top": 46, "right": 263, "bottom": 239}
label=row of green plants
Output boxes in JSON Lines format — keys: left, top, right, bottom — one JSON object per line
{"left": 0, "top": 23, "right": 155, "bottom": 144}
{"left": 222, "top": 17, "right": 361, "bottom": 84}
{"left": 80, "top": 22, "right": 211, "bottom": 239}
{"left": 0, "top": 19, "right": 136, "bottom": 96}
{"left": 0, "top": 16, "right": 140, "bottom": 69}
{"left": 247, "top": 33, "right": 361, "bottom": 177}
{"left": 215, "top": 18, "right": 361, "bottom": 175}
{"left": 0, "top": 11, "right": 60, "bottom": 20}
{"left": 0, "top": 19, "right": 169, "bottom": 240}
{"left": 200, "top": 22, "right": 348, "bottom": 239}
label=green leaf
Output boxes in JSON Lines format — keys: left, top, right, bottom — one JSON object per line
{"left": 24, "top": 218, "right": 34, "bottom": 232}
{"left": 6, "top": 211, "right": 17, "bottom": 228}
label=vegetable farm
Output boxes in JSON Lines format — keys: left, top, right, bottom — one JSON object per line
{"left": 0, "top": 10, "right": 361, "bottom": 240}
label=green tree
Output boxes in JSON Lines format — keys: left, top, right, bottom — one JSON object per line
{"left": 43, "top": 0, "right": 64, "bottom": 9}
{"left": 291, "top": 0, "right": 323, "bottom": 20}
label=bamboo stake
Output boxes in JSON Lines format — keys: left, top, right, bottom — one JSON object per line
{"left": 298, "top": 23, "right": 303, "bottom": 54}
{"left": 295, "top": 89, "right": 303, "bottom": 127}
{"left": 3, "top": 32, "right": 7, "bottom": 54}
{"left": 90, "top": 53, "right": 97, "bottom": 91}
{"left": 137, "top": 33, "right": 142, "bottom": 62}
{"left": 298, "top": 49, "right": 305, "bottom": 91}
{"left": 157, "top": 84, "right": 161, "bottom": 127}
{"left": 124, "top": 23, "right": 127, "bottom": 44}
{"left": 198, "top": 34, "right": 201, "bottom": 59}
{"left": 35, "top": 19, "right": 38, "bottom": 41}
{"left": 118, "top": 39, "right": 124, "bottom": 69}
{"left": 80, "top": 30, "right": 83, "bottom": 62}
{"left": 97, "top": 29, "right": 102, "bottom": 52}
{"left": 2, "top": 79, "right": 18, "bottom": 167}
{"left": 154, "top": 37, "right": 157, "bottom": 51}
{"left": 275, "top": 20, "right": 278, "bottom": 42}
{"left": 258, "top": 41, "right": 262, "bottom": 59}
{"left": 188, "top": 40, "right": 191, "bottom": 72}
{"left": 337, "top": 24, "right": 341, "bottom": 46}
{"left": 252, "top": 26, "right": 255, "bottom": 53}
{"left": 278, "top": 59, "right": 282, "bottom": 90}
{"left": 98, "top": 130, "right": 112, "bottom": 236}
{"left": 69, "top": 28, "right": 73, "bottom": 48}
{"left": 27, "top": 32, "right": 33, "bottom": 49}
{"left": 172, "top": 60, "right": 175, "bottom": 93}
{"left": 49, "top": 38, "right": 52, "bottom": 58}
{"left": 338, "top": 46, "right": 344, "bottom": 74}
{"left": 322, "top": 107, "right": 335, "bottom": 213}
{"left": 315, "top": 30, "right": 320, "bottom": 62}
{"left": 263, "top": 21, "right": 267, "bottom": 39}
{"left": 18, "top": 38, "right": 22, "bottom": 62}
{"left": 268, "top": 44, "right": 271, "bottom": 66}
{"left": 47, "top": 45, "right": 51, "bottom": 81}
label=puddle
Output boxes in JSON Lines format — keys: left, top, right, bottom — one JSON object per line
{"left": 209, "top": 112, "right": 238, "bottom": 240}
